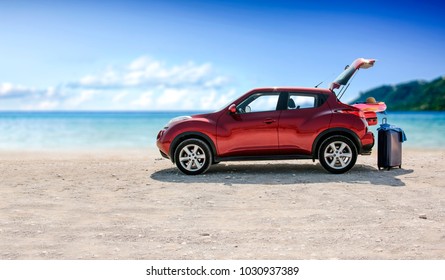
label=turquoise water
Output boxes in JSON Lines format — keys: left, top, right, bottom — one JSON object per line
{"left": 370, "top": 112, "right": 445, "bottom": 149}
{"left": 0, "top": 111, "right": 443, "bottom": 150}
{"left": 0, "top": 111, "right": 197, "bottom": 150}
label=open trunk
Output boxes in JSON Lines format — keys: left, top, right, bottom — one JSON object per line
{"left": 330, "top": 58, "right": 380, "bottom": 126}
{"left": 329, "top": 58, "right": 376, "bottom": 91}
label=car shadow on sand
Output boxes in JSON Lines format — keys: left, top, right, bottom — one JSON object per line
{"left": 150, "top": 162, "right": 414, "bottom": 187}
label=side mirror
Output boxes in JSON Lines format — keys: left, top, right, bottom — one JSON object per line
{"left": 228, "top": 104, "right": 237, "bottom": 114}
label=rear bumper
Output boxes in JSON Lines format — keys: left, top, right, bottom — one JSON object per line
{"left": 360, "top": 131, "right": 374, "bottom": 154}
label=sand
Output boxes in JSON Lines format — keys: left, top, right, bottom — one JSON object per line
{"left": 0, "top": 148, "right": 444, "bottom": 259}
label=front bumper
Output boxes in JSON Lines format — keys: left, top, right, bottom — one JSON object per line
{"left": 159, "top": 150, "right": 169, "bottom": 159}
{"left": 156, "top": 129, "right": 171, "bottom": 159}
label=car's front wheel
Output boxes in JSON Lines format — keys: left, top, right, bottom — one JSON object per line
{"left": 318, "top": 136, "right": 357, "bottom": 174}
{"left": 174, "top": 138, "right": 212, "bottom": 175}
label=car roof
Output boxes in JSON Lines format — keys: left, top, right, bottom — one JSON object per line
{"left": 250, "top": 87, "right": 332, "bottom": 94}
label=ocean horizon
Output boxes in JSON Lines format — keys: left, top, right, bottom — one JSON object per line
{"left": 0, "top": 111, "right": 444, "bottom": 151}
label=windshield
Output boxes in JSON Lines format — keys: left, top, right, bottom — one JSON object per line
{"left": 214, "top": 99, "right": 237, "bottom": 112}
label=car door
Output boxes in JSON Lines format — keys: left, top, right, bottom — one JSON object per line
{"left": 278, "top": 92, "right": 331, "bottom": 155}
{"left": 216, "top": 91, "right": 284, "bottom": 157}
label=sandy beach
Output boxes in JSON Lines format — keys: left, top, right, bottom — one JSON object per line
{"left": 0, "top": 148, "right": 444, "bottom": 259}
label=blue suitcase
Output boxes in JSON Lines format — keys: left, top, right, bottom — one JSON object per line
{"left": 377, "top": 118, "right": 406, "bottom": 170}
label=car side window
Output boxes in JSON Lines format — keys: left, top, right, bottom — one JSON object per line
{"left": 237, "top": 92, "right": 280, "bottom": 113}
{"left": 287, "top": 93, "right": 317, "bottom": 110}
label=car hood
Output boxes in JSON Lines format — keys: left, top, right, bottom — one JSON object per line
{"left": 165, "top": 112, "right": 219, "bottom": 128}
{"left": 329, "top": 58, "right": 376, "bottom": 91}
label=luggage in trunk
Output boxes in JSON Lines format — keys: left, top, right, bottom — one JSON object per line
{"left": 377, "top": 118, "right": 406, "bottom": 170}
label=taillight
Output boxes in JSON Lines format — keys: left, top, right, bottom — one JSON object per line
{"left": 335, "top": 109, "right": 365, "bottom": 118}
{"left": 366, "top": 118, "right": 378, "bottom": 126}
{"left": 363, "top": 111, "right": 378, "bottom": 126}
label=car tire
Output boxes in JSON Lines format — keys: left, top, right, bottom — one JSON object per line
{"left": 318, "top": 135, "right": 357, "bottom": 174}
{"left": 174, "top": 138, "right": 212, "bottom": 175}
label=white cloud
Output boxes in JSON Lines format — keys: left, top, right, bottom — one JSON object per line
{"left": 66, "top": 89, "right": 99, "bottom": 107}
{"left": 0, "top": 56, "right": 238, "bottom": 111}
{"left": 0, "top": 83, "right": 65, "bottom": 111}
{"left": 37, "top": 100, "right": 59, "bottom": 110}
{"left": 204, "top": 76, "right": 229, "bottom": 88}
{"left": 131, "top": 86, "right": 237, "bottom": 111}
{"left": 0, "top": 83, "right": 40, "bottom": 98}
{"left": 72, "top": 56, "right": 237, "bottom": 110}
{"left": 73, "top": 56, "right": 226, "bottom": 89}
{"left": 21, "top": 100, "right": 59, "bottom": 110}
{"left": 45, "top": 86, "right": 58, "bottom": 97}
{"left": 112, "top": 91, "right": 130, "bottom": 103}
{"left": 132, "top": 91, "right": 153, "bottom": 107}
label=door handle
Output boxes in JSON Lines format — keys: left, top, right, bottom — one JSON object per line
{"left": 263, "top": 118, "right": 276, "bottom": 124}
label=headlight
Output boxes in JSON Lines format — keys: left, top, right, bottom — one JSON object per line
{"left": 164, "top": 116, "right": 191, "bottom": 128}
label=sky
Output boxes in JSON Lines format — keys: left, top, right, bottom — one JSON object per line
{"left": 1, "top": 0, "right": 445, "bottom": 111}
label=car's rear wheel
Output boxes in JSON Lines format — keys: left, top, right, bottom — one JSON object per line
{"left": 174, "top": 138, "right": 212, "bottom": 175}
{"left": 318, "top": 136, "right": 357, "bottom": 174}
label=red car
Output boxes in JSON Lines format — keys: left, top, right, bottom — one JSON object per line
{"left": 157, "top": 58, "right": 377, "bottom": 175}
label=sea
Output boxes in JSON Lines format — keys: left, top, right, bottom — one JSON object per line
{"left": 0, "top": 111, "right": 443, "bottom": 150}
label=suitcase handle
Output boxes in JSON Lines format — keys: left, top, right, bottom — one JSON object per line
{"left": 382, "top": 117, "right": 387, "bottom": 124}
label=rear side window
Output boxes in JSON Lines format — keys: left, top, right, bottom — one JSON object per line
{"left": 287, "top": 92, "right": 326, "bottom": 110}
